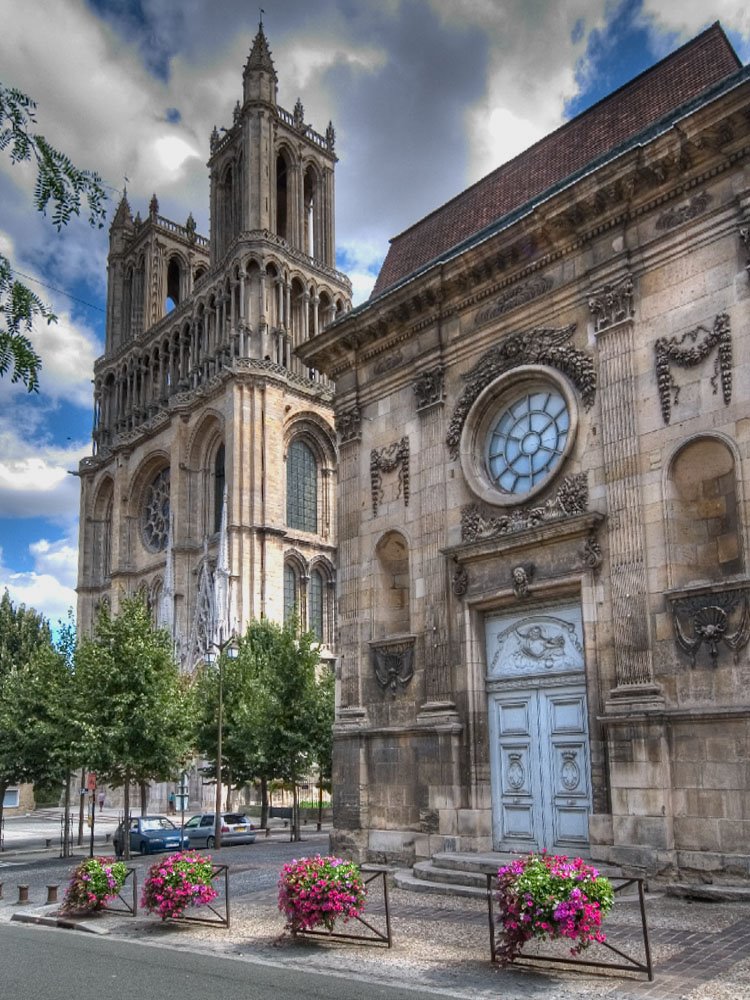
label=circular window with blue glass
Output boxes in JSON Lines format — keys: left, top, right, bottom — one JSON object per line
{"left": 459, "top": 367, "right": 577, "bottom": 507}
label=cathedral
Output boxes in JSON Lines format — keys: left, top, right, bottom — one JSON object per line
{"left": 76, "top": 25, "right": 350, "bottom": 668}
{"left": 79, "top": 21, "right": 750, "bottom": 877}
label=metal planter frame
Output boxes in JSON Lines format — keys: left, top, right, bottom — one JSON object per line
{"left": 292, "top": 867, "right": 392, "bottom": 948}
{"left": 487, "top": 873, "right": 654, "bottom": 980}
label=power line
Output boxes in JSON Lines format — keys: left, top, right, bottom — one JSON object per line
{"left": 13, "top": 269, "right": 105, "bottom": 313}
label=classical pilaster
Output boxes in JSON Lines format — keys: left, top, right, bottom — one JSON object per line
{"left": 590, "top": 275, "right": 663, "bottom": 708}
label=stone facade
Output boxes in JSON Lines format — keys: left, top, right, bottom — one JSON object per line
{"left": 77, "top": 26, "right": 351, "bottom": 673}
{"left": 299, "top": 26, "right": 750, "bottom": 876}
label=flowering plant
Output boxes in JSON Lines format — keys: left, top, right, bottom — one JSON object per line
{"left": 60, "top": 856, "right": 128, "bottom": 914}
{"left": 141, "top": 851, "right": 218, "bottom": 920}
{"left": 278, "top": 854, "right": 367, "bottom": 932}
{"left": 495, "top": 852, "right": 614, "bottom": 964}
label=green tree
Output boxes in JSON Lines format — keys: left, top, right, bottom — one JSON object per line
{"left": 0, "top": 83, "right": 106, "bottom": 391}
{"left": 74, "top": 595, "right": 195, "bottom": 858}
{"left": 194, "top": 618, "right": 333, "bottom": 839}
{"left": 0, "top": 591, "right": 72, "bottom": 833}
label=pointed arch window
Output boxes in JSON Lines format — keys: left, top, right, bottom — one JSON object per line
{"left": 287, "top": 439, "right": 317, "bottom": 532}
{"left": 213, "top": 444, "right": 225, "bottom": 534}
{"left": 284, "top": 563, "right": 298, "bottom": 622}
{"left": 309, "top": 568, "right": 324, "bottom": 640}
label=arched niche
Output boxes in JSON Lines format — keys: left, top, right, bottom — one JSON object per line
{"left": 374, "top": 530, "right": 411, "bottom": 639}
{"left": 666, "top": 435, "right": 744, "bottom": 588}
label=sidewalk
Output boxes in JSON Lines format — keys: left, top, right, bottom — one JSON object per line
{"left": 2, "top": 814, "right": 749, "bottom": 1000}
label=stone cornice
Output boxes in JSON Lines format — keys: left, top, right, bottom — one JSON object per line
{"left": 300, "top": 85, "right": 750, "bottom": 379}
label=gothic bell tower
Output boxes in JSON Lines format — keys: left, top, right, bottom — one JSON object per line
{"left": 208, "top": 22, "right": 337, "bottom": 270}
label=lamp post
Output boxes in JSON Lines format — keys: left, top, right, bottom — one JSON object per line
{"left": 205, "top": 631, "right": 239, "bottom": 850}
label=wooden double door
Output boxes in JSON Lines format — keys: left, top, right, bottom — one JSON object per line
{"left": 488, "top": 682, "right": 592, "bottom": 852}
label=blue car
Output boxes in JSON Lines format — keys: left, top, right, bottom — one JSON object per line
{"left": 113, "top": 815, "right": 188, "bottom": 856}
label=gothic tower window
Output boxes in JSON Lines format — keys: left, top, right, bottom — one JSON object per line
{"left": 213, "top": 443, "right": 226, "bottom": 534}
{"left": 276, "top": 152, "right": 289, "bottom": 241}
{"left": 286, "top": 439, "right": 317, "bottom": 532}
{"left": 284, "top": 562, "right": 299, "bottom": 622}
{"left": 309, "top": 567, "right": 324, "bottom": 640}
{"left": 303, "top": 166, "right": 316, "bottom": 256}
{"left": 166, "top": 256, "right": 181, "bottom": 311}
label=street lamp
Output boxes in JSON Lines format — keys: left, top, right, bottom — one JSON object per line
{"left": 205, "top": 631, "right": 239, "bottom": 850}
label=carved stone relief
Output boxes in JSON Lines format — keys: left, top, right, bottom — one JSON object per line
{"left": 654, "top": 313, "right": 732, "bottom": 424}
{"left": 373, "top": 350, "right": 403, "bottom": 375}
{"left": 668, "top": 587, "right": 750, "bottom": 666}
{"left": 486, "top": 609, "right": 585, "bottom": 676}
{"left": 371, "top": 637, "right": 416, "bottom": 695}
{"left": 446, "top": 326, "right": 595, "bottom": 460}
{"left": 512, "top": 565, "right": 533, "bottom": 599}
{"left": 582, "top": 534, "right": 603, "bottom": 571}
{"left": 473, "top": 275, "right": 553, "bottom": 328}
{"left": 587, "top": 274, "right": 634, "bottom": 333}
{"left": 335, "top": 406, "right": 361, "bottom": 445}
{"left": 740, "top": 226, "right": 750, "bottom": 276}
{"left": 461, "top": 473, "right": 588, "bottom": 543}
{"left": 413, "top": 365, "right": 445, "bottom": 411}
{"left": 451, "top": 560, "right": 469, "bottom": 597}
{"left": 655, "top": 191, "right": 711, "bottom": 231}
{"left": 370, "top": 436, "right": 410, "bottom": 516}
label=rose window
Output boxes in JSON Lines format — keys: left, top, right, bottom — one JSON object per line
{"left": 486, "top": 389, "right": 570, "bottom": 496}
{"left": 141, "top": 468, "right": 170, "bottom": 552}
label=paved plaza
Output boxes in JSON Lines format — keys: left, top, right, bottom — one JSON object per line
{"left": 1, "top": 810, "right": 749, "bottom": 1000}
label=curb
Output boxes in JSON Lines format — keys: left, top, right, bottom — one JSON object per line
{"left": 10, "top": 910, "right": 110, "bottom": 934}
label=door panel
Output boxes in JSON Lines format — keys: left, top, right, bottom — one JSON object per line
{"left": 490, "top": 684, "right": 591, "bottom": 852}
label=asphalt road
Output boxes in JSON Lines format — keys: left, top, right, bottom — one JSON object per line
{"left": 0, "top": 921, "right": 472, "bottom": 999}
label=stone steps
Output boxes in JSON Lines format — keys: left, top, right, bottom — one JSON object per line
{"left": 393, "top": 851, "right": 631, "bottom": 900}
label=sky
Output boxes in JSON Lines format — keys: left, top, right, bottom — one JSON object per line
{"left": 1, "top": 0, "right": 749, "bottom": 631}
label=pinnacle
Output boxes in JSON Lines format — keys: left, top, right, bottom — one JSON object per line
{"left": 244, "top": 22, "right": 277, "bottom": 79}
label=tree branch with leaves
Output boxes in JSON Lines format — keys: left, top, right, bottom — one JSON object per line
{"left": 0, "top": 83, "right": 106, "bottom": 391}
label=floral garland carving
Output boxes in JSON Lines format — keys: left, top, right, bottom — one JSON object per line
{"left": 371, "top": 436, "right": 410, "bottom": 516}
{"left": 446, "top": 326, "right": 594, "bottom": 460}
{"left": 654, "top": 313, "right": 731, "bottom": 425}
{"left": 461, "top": 473, "right": 588, "bottom": 542}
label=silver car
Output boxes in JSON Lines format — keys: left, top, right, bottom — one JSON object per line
{"left": 183, "top": 812, "right": 257, "bottom": 848}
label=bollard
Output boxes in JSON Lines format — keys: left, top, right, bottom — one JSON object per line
{"left": 45, "top": 838, "right": 52, "bottom": 848}
{"left": 46, "top": 885, "right": 59, "bottom": 904}
{"left": 0, "top": 881, "right": 3, "bottom": 899}
{"left": 18, "top": 885, "right": 29, "bottom": 903}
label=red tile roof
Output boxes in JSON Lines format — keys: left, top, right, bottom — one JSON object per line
{"left": 371, "top": 22, "right": 742, "bottom": 298}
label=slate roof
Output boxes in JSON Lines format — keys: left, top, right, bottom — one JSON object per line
{"left": 371, "top": 22, "right": 742, "bottom": 299}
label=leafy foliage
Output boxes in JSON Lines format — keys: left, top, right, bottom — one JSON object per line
{"left": 0, "top": 591, "right": 74, "bottom": 830}
{"left": 194, "top": 617, "right": 333, "bottom": 834}
{"left": 74, "top": 595, "right": 196, "bottom": 790}
{"left": 495, "top": 853, "right": 614, "bottom": 964}
{"left": 0, "top": 83, "right": 106, "bottom": 391}
{"left": 61, "top": 857, "right": 128, "bottom": 914}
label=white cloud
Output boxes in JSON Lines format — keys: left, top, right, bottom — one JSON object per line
{"left": 0, "top": 422, "right": 86, "bottom": 521}
{"left": 0, "top": 535, "right": 78, "bottom": 628}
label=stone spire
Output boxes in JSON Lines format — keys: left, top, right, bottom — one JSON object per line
{"left": 243, "top": 22, "right": 277, "bottom": 105}
{"left": 112, "top": 190, "right": 133, "bottom": 228}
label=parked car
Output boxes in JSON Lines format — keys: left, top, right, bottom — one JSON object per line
{"left": 183, "top": 812, "right": 257, "bottom": 848}
{"left": 113, "top": 815, "right": 189, "bottom": 856}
